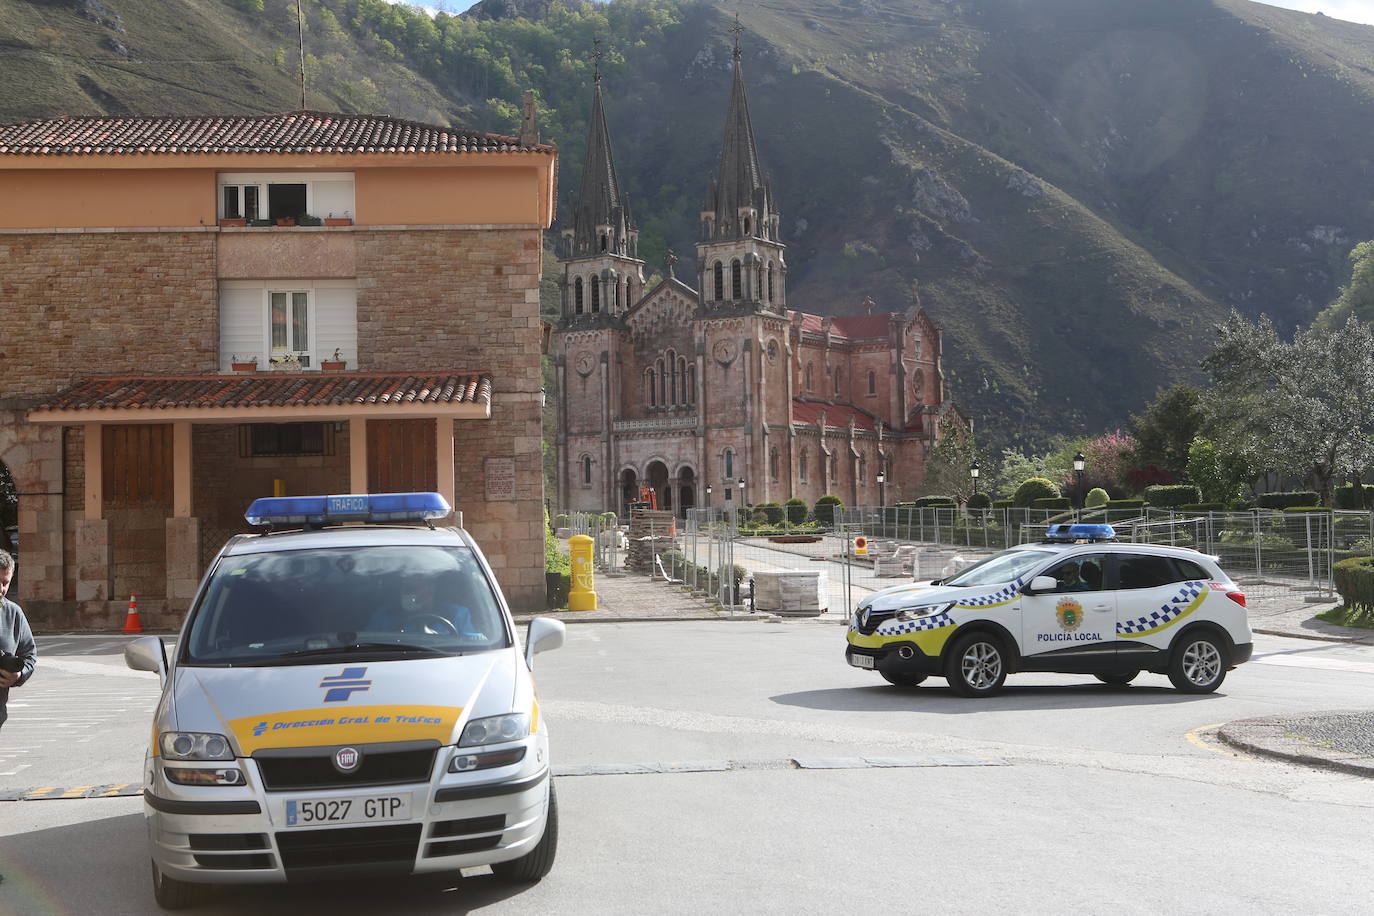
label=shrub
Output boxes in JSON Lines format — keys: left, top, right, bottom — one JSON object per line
{"left": 1104, "top": 499, "right": 1146, "bottom": 511}
{"left": 1033, "top": 497, "right": 1072, "bottom": 510}
{"left": 913, "top": 495, "right": 957, "bottom": 507}
{"left": 1334, "top": 556, "right": 1374, "bottom": 611}
{"left": 785, "top": 497, "right": 808, "bottom": 525}
{"left": 992, "top": 498, "right": 1014, "bottom": 509}
{"left": 544, "top": 506, "right": 569, "bottom": 576}
{"left": 1281, "top": 506, "right": 1332, "bottom": 513}
{"left": 598, "top": 511, "right": 618, "bottom": 529}
{"left": 1178, "top": 503, "right": 1226, "bottom": 512}
{"left": 756, "top": 501, "right": 785, "bottom": 525}
{"left": 1143, "top": 484, "right": 1201, "bottom": 508}
{"left": 966, "top": 492, "right": 992, "bottom": 510}
{"left": 1013, "top": 477, "right": 1060, "bottom": 507}
{"left": 1084, "top": 487, "right": 1110, "bottom": 509}
{"left": 552, "top": 513, "right": 571, "bottom": 530}
{"left": 814, "top": 495, "right": 844, "bottom": 525}
{"left": 1257, "top": 491, "right": 1320, "bottom": 509}
{"left": 1335, "top": 484, "right": 1374, "bottom": 510}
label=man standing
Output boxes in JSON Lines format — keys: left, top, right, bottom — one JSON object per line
{"left": 0, "top": 549, "right": 37, "bottom": 731}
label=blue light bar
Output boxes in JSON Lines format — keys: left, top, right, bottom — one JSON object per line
{"left": 245, "top": 492, "right": 452, "bottom": 526}
{"left": 1044, "top": 523, "right": 1115, "bottom": 543}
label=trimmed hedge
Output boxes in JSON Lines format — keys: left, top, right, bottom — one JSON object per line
{"left": 1178, "top": 503, "right": 1226, "bottom": 512}
{"left": 1144, "top": 484, "right": 1202, "bottom": 507}
{"left": 756, "top": 501, "right": 785, "bottom": 525}
{"left": 785, "top": 497, "right": 808, "bottom": 525}
{"left": 814, "top": 495, "right": 844, "bottom": 525}
{"left": 992, "top": 498, "right": 1014, "bottom": 509}
{"left": 1014, "top": 477, "right": 1060, "bottom": 508}
{"left": 1281, "top": 506, "right": 1332, "bottom": 513}
{"left": 552, "top": 513, "right": 571, "bottom": 530}
{"left": 1257, "top": 491, "right": 1321, "bottom": 509}
{"left": 1334, "top": 556, "right": 1374, "bottom": 610}
{"left": 967, "top": 492, "right": 992, "bottom": 510}
{"left": 1335, "top": 484, "right": 1374, "bottom": 509}
{"left": 1084, "top": 487, "right": 1110, "bottom": 509}
{"left": 1033, "top": 497, "right": 1072, "bottom": 510}
{"left": 913, "top": 496, "right": 956, "bottom": 507}
{"left": 1104, "top": 499, "right": 1146, "bottom": 511}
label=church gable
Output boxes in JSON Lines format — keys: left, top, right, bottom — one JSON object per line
{"left": 624, "top": 280, "right": 700, "bottom": 343}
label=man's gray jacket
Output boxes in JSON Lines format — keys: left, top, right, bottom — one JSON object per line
{"left": 1, "top": 596, "right": 37, "bottom": 723}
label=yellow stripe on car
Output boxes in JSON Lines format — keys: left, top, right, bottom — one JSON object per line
{"left": 227, "top": 704, "right": 463, "bottom": 754}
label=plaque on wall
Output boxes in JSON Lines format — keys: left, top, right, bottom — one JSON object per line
{"left": 712, "top": 339, "right": 737, "bottom": 365}
{"left": 485, "top": 457, "right": 516, "bottom": 501}
{"left": 576, "top": 352, "right": 596, "bottom": 376}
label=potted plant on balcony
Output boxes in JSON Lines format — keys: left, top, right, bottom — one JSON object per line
{"left": 275, "top": 215, "right": 297, "bottom": 227}
{"left": 218, "top": 216, "right": 247, "bottom": 228}
{"left": 324, "top": 211, "right": 353, "bottom": 227}
{"left": 321, "top": 348, "right": 347, "bottom": 371}
{"left": 248, "top": 218, "right": 274, "bottom": 227}
{"left": 269, "top": 353, "right": 302, "bottom": 371}
{"left": 230, "top": 354, "right": 258, "bottom": 372}
{"left": 297, "top": 214, "right": 323, "bottom": 227}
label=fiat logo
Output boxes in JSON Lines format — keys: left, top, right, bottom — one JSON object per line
{"left": 333, "top": 747, "right": 362, "bottom": 774}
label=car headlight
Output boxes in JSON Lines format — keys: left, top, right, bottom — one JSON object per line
{"left": 458, "top": 713, "right": 531, "bottom": 747}
{"left": 894, "top": 602, "right": 953, "bottom": 622}
{"left": 164, "top": 766, "right": 245, "bottom": 786}
{"left": 159, "top": 732, "right": 234, "bottom": 761}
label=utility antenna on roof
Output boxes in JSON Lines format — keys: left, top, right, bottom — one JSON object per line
{"left": 592, "top": 37, "right": 603, "bottom": 84}
{"left": 295, "top": 0, "right": 307, "bottom": 110}
{"left": 730, "top": 12, "right": 744, "bottom": 61}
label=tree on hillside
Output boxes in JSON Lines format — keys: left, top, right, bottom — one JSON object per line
{"left": 920, "top": 432, "right": 984, "bottom": 503}
{"left": 1202, "top": 312, "right": 1374, "bottom": 505}
{"left": 1313, "top": 240, "right": 1374, "bottom": 330}
{"left": 994, "top": 448, "right": 1067, "bottom": 500}
{"left": 1126, "top": 384, "right": 1203, "bottom": 482}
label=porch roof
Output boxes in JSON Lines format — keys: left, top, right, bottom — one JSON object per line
{"left": 27, "top": 372, "right": 493, "bottom": 423}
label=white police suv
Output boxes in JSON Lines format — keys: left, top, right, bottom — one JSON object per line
{"left": 846, "top": 524, "right": 1252, "bottom": 697}
{"left": 124, "top": 493, "right": 565, "bottom": 909}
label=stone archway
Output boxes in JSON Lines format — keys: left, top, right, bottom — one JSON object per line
{"left": 645, "top": 460, "right": 670, "bottom": 511}
{"left": 619, "top": 468, "right": 639, "bottom": 517}
{"left": 677, "top": 466, "right": 696, "bottom": 517}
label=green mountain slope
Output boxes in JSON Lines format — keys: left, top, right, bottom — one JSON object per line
{"left": 4, "top": 0, "right": 1373, "bottom": 446}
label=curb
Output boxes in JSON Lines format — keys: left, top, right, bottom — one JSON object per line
{"left": 513, "top": 614, "right": 770, "bottom": 625}
{"left": 1215, "top": 715, "right": 1374, "bottom": 779}
{"left": 1252, "top": 627, "right": 1374, "bottom": 645}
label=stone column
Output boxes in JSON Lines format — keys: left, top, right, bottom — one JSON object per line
{"left": 350, "top": 418, "right": 368, "bottom": 493}
{"left": 76, "top": 423, "right": 112, "bottom": 607}
{"left": 165, "top": 517, "right": 202, "bottom": 612}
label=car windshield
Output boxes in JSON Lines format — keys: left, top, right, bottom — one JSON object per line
{"left": 183, "top": 545, "right": 510, "bottom": 666}
{"left": 942, "top": 549, "right": 1057, "bottom": 588}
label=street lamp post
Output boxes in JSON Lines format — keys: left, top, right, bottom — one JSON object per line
{"left": 737, "top": 477, "right": 746, "bottom": 508}
{"left": 1073, "top": 452, "right": 1086, "bottom": 512}
{"left": 876, "top": 470, "right": 886, "bottom": 509}
{"left": 970, "top": 462, "right": 980, "bottom": 497}
{"left": 705, "top": 484, "right": 713, "bottom": 507}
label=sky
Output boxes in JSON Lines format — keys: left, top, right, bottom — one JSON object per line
{"left": 382, "top": 1, "right": 1374, "bottom": 25}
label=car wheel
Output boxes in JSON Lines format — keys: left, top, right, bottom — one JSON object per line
{"left": 492, "top": 781, "right": 558, "bottom": 883}
{"left": 944, "top": 632, "right": 1007, "bottom": 697}
{"left": 1168, "top": 634, "right": 1227, "bottom": 693}
{"left": 150, "top": 860, "right": 213, "bottom": 910}
{"left": 880, "top": 671, "right": 927, "bottom": 688}
{"left": 1094, "top": 671, "right": 1139, "bottom": 686}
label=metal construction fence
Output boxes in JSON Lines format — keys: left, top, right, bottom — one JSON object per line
{"left": 558, "top": 504, "right": 1372, "bottom": 609}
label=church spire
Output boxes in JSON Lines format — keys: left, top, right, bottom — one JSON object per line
{"left": 568, "top": 39, "right": 634, "bottom": 260}
{"left": 701, "top": 15, "right": 779, "bottom": 244}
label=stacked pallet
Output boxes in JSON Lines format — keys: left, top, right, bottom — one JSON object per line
{"left": 627, "top": 509, "right": 677, "bottom": 572}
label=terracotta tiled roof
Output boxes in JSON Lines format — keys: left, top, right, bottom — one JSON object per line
{"left": 788, "top": 310, "right": 893, "bottom": 340}
{"left": 791, "top": 398, "right": 883, "bottom": 432}
{"left": 0, "top": 111, "right": 553, "bottom": 157}
{"left": 33, "top": 373, "right": 492, "bottom": 412}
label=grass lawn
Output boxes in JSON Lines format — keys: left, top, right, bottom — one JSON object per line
{"left": 1316, "top": 605, "right": 1374, "bottom": 629}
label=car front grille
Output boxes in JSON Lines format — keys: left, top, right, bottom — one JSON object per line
{"left": 255, "top": 746, "right": 437, "bottom": 791}
{"left": 276, "top": 823, "right": 421, "bottom": 875}
{"left": 855, "top": 610, "right": 894, "bottom": 635}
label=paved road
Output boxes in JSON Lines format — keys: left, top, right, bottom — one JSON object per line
{"left": 3, "top": 627, "right": 1374, "bottom": 913}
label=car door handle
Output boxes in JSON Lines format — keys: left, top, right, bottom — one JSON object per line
{"left": 1090, "top": 604, "right": 1112, "bottom": 612}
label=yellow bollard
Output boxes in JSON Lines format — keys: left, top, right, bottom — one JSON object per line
{"left": 567, "top": 534, "right": 598, "bottom": 611}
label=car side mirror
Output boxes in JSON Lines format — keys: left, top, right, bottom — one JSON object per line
{"left": 525, "top": 617, "right": 566, "bottom": 669}
{"left": 124, "top": 635, "right": 168, "bottom": 684}
{"left": 1025, "top": 575, "right": 1058, "bottom": 594}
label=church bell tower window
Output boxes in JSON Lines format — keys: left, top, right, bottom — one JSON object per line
{"left": 574, "top": 277, "right": 584, "bottom": 314}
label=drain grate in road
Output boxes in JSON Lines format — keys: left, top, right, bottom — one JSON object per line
{"left": 554, "top": 755, "right": 1005, "bottom": 777}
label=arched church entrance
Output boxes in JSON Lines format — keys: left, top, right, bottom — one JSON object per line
{"left": 645, "top": 460, "right": 671, "bottom": 511}
{"left": 677, "top": 466, "right": 696, "bottom": 517}
{"left": 619, "top": 468, "right": 639, "bottom": 517}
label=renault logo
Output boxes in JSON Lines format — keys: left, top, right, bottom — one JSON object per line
{"left": 333, "top": 746, "right": 362, "bottom": 774}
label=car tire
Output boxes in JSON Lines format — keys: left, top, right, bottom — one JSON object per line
{"left": 944, "top": 632, "right": 1007, "bottom": 697}
{"left": 880, "top": 671, "right": 927, "bottom": 688}
{"left": 150, "top": 860, "right": 213, "bottom": 910}
{"left": 1168, "top": 633, "right": 1228, "bottom": 693}
{"left": 1094, "top": 671, "right": 1139, "bottom": 686}
{"left": 492, "top": 781, "right": 558, "bottom": 883}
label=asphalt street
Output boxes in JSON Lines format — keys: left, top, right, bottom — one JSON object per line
{"left": 2, "top": 625, "right": 1374, "bottom": 914}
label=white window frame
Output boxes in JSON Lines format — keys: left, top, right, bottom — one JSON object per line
{"left": 217, "top": 172, "right": 354, "bottom": 221}
{"left": 265, "top": 289, "right": 316, "bottom": 367}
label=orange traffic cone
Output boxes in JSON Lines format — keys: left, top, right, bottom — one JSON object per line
{"left": 121, "top": 594, "right": 143, "bottom": 634}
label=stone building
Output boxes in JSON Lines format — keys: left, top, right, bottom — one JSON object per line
{"left": 553, "top": 47, "right": 962, "bottom": 517}
{"left": 0, "top": 110, "right": 555, "bottom": 627}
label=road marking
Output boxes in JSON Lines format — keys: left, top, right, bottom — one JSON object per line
{"left": 1253, "top": 654, "right": 1374, "bottom": 675}
{"left": 0, "top": 783, "right": 140, "bottom": 801}
{"left": 554, "top": 755, "right": 1005, "bottom": 777}
{"left": 1185, "top": 722, "right": 1235, "bottom": 757}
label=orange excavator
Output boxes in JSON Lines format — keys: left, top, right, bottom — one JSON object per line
{"left": 629, "top": 486, "right": 659, "bottom": 512}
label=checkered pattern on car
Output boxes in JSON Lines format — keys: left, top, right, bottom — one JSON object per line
{"left": 875, "top": 610, "right": 956, "bottom": 636}
{"left": 1117, "top": 581, "right": 1206, "bottom": 635}
{"left": 952, "top": 577, "right": 1025, "bottom": 610}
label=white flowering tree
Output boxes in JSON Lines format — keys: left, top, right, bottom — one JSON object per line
{"left": 1202, "top": 312, "right": 1374, "bottom": 505}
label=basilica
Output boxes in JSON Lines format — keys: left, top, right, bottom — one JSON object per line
{"left": 552, "top": 40, "right": 964, "bottom": 517}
